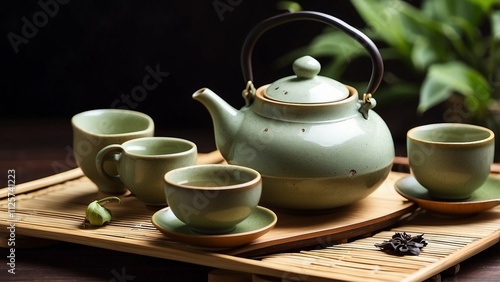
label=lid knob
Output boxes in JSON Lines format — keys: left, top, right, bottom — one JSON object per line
{"left": 293, "top": 56, "right": 321, "bottom": 79}
{"left": 265, "top": 55, "right": 349, "bottom": 104}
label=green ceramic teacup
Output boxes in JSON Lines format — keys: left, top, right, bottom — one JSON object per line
{"left": 407, "top": 123, "right": 495, "bottom": 200}
{"left": 96, "top": 137, "right": 197, "bottom": 205}
{"left": 164, "top": 164, "right": 262, "bottom": 234}
{"left": 72, "top": 109, "right": 154, "bottom": 194}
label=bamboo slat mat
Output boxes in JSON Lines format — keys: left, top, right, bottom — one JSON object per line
{"left": 1, "top": 153, "right": 499, "bottom": 281}
{"left": 260, "top": 212, "right": 500, "bottom": 281}
{"left": 0, "top": 170, "right": 415, "bottom": 256}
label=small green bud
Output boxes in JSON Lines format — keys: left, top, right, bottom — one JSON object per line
{"left": 84, "top": 196, "right": 122, "bottom": 227}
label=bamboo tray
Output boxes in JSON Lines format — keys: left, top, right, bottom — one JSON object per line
{"left": 1, "top": 154, "right": 499, "bottom": 281}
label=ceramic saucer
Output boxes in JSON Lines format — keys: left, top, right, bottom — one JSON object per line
{"left": 395, "top": 176, "right": 500, "bottom": 216}
{"left": 151, "top": 206, "right": 277, "bottom": 248}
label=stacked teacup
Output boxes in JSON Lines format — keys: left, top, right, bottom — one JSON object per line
{"left": 72, "top": 109, "right": 197, "bottom": 206}
{"left": 72, "top": 109, "right": 269, "bottom": 238}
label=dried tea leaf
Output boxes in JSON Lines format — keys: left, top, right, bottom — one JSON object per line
{"left": 375, "top": 232, "right": 428, "bottom": 256}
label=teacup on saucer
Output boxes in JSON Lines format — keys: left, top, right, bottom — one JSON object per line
{"left": 151, "top": 206, "right": 277, "bottom": 248}
{"left": 164, "top": 164, "right": 262, "bottom": 234}
{"left": 407, "top": 123, "right": 495, "bottom": 200}
{"left": 395, "top": 176, "right": 500, "bottom": 216}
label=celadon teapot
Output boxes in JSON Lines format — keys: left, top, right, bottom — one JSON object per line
{"left": 193, "top": 11, "right": 394, "bottom": 211}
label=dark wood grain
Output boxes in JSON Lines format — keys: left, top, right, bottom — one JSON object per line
{"left": 0, "top": 119, "right": 499, "bottom": 281}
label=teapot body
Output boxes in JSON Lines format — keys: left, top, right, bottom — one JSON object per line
{"left": 193, "top": 11, "right": 395, "bottom": 211}
{"left": 218, "top": 85, "right": 394, "bottom": 210}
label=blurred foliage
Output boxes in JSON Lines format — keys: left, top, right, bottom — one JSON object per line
{"left": 280, "top": 0, "right": 500, "bottom": 132}
{"left": 276, "top": 1, "right": 302, "bottom": 13}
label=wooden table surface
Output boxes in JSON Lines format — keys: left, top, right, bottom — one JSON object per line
{"left": 1, "top": 118, "right": 499, "bottom": 281}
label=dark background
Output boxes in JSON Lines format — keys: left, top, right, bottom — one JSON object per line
{"left": 6, "top": 0, "right": 427, "bottom": 182}
{"left": 2, "top": 4, "right": 499, "bottom": 281}
{"left": 0, "top": 1, "right": 365, "bottom": 127}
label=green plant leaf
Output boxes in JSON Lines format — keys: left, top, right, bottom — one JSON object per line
{"left": 411, "top": 37, "right": 439, "bottom": 71}
{"left": 276, "top": 1, "right": 302, "bottom": 13}
{"left": 275, "top": 30, "right": 366, "bottom": 79}
{"left": 417, "top": 0, "right": 488, "bottom": 66}
{"left": 374, "top": 83, "right": 420, "bottom": 106}
{"left": 418, "top": 78, "right": 453, "bottom": 114}
{"left": 422, "top": 0, "right": 485, "bottom": 27}
{"left": 306, "top": 30, "right": 365, "bottom": 59}
{"left": 352, "top": 0, "right": 456, "bottom": 68}
{"left": 468, "top": 0, "right": 500, "bottom": 13}
{"left": 419, "top": 62, "right": 490, "bottom": 113}
{"left": 351, "top": 0, "right": 413, "bottom": 59}
{"left": 492, "top": 10, "right": 500, "bottom": 41}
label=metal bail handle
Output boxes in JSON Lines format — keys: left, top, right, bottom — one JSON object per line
{"left": 240, "top": 11, "right": 384, "bottom": 98}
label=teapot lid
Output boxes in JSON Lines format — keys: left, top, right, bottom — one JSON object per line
{"left": 265, "top": 56, "right": 349, "bottom": 103}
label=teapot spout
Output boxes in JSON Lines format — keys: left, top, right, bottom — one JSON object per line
{"left": 192, "top": 88, "right": 242, "bottom": 152}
